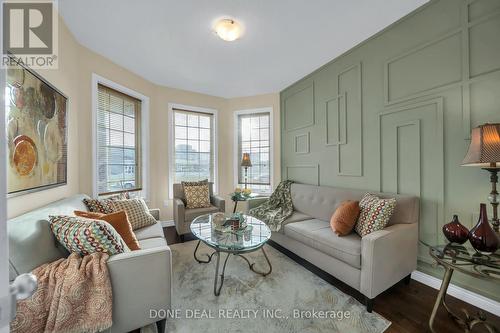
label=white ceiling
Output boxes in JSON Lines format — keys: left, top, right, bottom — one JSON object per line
{"left": 59, "top": 0, "right": 428, "bottom": 98}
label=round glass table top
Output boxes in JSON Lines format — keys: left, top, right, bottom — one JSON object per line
{"left": 190, "top": 214, "right": 271, "bottom": 252}
{"left": 429, "top": 243, "right": 500, "bottom": 281}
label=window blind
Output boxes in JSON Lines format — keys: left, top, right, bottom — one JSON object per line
{"left": 237, "top": 112, "right": 271, "bottom": 193}
{"left": 97, "top": 84, "right": 142, "bottom": 195}
{"left": 173, "top": 108, "right": 214, "bottom": 183}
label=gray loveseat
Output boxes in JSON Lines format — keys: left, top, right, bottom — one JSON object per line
{"left": 248, "top": 183, "right": 419, "bottom": 312}
{"left": 8, "top": 194, "right": 172, "bottom": 333}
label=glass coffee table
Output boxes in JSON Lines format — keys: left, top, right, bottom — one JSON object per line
{"left": 190, "top": 214, "right": 272, "bottom": 296}
{"left": 428, "top": 243, "right": 500, "bottom": 333}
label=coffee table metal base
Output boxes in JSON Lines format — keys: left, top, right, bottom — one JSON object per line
{"left": 193, "top": 240, "right": 272, "bottom": 296}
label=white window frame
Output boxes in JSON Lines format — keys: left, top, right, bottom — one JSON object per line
{"left": 91, "top": 74, "right": 150, "bottom": 200}
{"left": 168, "top": 103, "right": 219, "bottom": 199}
{"left": 233, "top": 107, "right": 274, "bottom": 195}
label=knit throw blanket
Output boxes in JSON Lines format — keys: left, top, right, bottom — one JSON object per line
{"left": 11, "top": 253, "right": 112, "bottom": 333}
{"left": 249, "top": 180, "right": 294, "bottom": 231}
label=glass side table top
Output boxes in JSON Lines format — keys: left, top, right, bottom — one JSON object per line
{"left": 429, "top": 243, "right": 500, "bottom": 281}
{"left": 190, "top": 214, "right": 271, "bottom": 252}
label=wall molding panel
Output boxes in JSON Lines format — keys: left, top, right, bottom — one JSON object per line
{"left": 285, "top": 165, "right": 320, "bottom": 185}
{"left": 395, "top": 120, "right": 421, "bottom": 195}
{"left": 283, "top": 83, "right": 315, "bottom": 132}
{"left": 379, "top": 97, "right": 444, "bottom": 261}
{"left": 281, "top": 0, "right": 500, "bottom": 301}
{"left": 325, "top": 93, "right": 346, "bottom": 146}
{"left": 336, "top": 63, "right": 363, "bottom": 177}
{"left": 294, "top": 132, "right": 310, "bottom": 154}
{"left": 384, "top": 28, "right": 463, "bottom": 105}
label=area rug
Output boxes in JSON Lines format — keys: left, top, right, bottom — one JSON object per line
{"left": 166, "top": 241, "right": 391, "bottom": 333}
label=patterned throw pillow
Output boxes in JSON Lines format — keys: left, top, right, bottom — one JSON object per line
{"left": 354, "top": 193, "right": 396, "bottom": 237}
{"left": 110, "top": 198, "right": 157, "bottom": 230}
{"left": 74, "top": 210, "right": 141, "bottom": 251}
{"left": 83, "top": 198, "right": 115, "bottom": 214}
{"left": 49, "top": 215, "right": 129, "bottom": 256}
{"left": 183, "top": 183, "right": 211, "bottom": 209}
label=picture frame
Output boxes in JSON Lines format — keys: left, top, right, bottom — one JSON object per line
{"left": 5, "top": 57, "right": 68, "bottom": 196}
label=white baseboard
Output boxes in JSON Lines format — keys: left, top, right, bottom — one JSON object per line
{"left": 411, "top": 270, "right": 500, "bottom": 316}
{"left": 160, "top": 220, "right": 175, "bottom": 228}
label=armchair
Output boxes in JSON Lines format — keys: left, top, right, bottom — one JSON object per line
{"left": 173, "top": 182, "right": 225, "bottom": 241}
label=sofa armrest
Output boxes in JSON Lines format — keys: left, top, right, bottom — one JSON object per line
{"left": 173, "top": 198, "right": 185, "bottom": 233}
{"left": 107, "top": 246, "right": 172, "bottom": 332}
{"left": 211, "top": 195, "right": 225, "bottom": 212}
{"left": 247, "top": 197, "right": 269, "bottom": 210}
{"left": 360, "top": 223, "right": 418, "bottom": 299}
{"left": 148, "top": 208, "right": 160, "bottom": 221}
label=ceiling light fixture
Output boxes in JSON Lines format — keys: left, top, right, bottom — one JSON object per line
{"left": 214, "top": 19, "right": 242, "bottom": 42}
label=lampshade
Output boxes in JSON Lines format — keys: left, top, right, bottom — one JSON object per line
{"left": 462, "top": 123, "right": 500, "bottom": 168}
{"left": 240, "top": 153, "right": 252, "bottom": 167}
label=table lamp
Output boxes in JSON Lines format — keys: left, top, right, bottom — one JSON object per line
{"left": 462, "top": 123, "right": 500, "bottom": 234}
{"left": 240, "top": 153, "right": 252, "bottom": 189}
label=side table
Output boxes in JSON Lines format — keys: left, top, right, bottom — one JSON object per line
{"left": 428, "top": 244, "right": 500, "bottom": 333}
{"left": 230, "top": 192, "right": 262, "bottom": 213}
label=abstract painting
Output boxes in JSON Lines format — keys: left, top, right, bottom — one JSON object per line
{"left": 6, "top": 61, "right": 68, "bottom": 195}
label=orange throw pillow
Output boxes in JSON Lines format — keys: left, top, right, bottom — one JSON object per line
{"left": 330, "top": 200, "right": 360, "bottom": 236}
{"left": 74, "top": 210, "right": 141, "bottom": 250}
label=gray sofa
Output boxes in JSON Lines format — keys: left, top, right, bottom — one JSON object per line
{"left": 173, "top": 182, "right": 225, "bottom": 240}
{"left": 7, "top": 194, "right": 172, "bottom": 333}
{"left": 248, "top": 183, "right": 419, "bottom": 312}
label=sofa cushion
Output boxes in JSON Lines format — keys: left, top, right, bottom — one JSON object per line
{"left": 134, "top": 222, "right": 165, "bottom": 241}
{"left": 173, "top": 182, "right": 214, "bottom": 202}
{"left": 283, "top": 212, "right": 311, "bottom": 225}
{"left": 184, "top": 206, "right": 219, "bottom": 222}
{"left": 183, "top": 182, "right": 211, "bottom": 209}
{"left": 354, "top": 193, "right": 396, "bottom": 237}
{"left": 83, "top": 198, "right": 115, "bottom": 214}
{"left": 290, "top": 183, "right": 419, "bottom": 226}
{"left": 139, "top": 237, "right": 167, "bottom": 249}
{"left": 74, "top": 210, "right": 141, "bottom": 250}
{"left": 111, "top": 199, "right": 157, "bottom": 230}
{"left": 330, "top": 200, "right": 360, "bottom": 236}
{"left": 284, "top": 219, "right": 361, "bottom": 269}
{"left": 49, "top": 215, "right": 129, "bottom": 256}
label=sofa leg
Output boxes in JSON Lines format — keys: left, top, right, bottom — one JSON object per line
{"left": 404, "top": 274, "right": 411, "bottom": 285}
{"left": 156, "top": 318, "right": 166, "bottom": 333}
{"left": 180, "top": 234, "right": 185, "bottom": 243}
{"left": 366, "top": 297, "right": 374, "bottom": 313}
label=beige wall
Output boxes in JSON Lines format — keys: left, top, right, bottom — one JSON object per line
{"left": 7, "top": 17, "right": 280, "bottom": 220}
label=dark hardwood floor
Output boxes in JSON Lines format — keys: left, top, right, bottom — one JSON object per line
{"left": 162, "top": 226, "right": 499, "bottom": 333}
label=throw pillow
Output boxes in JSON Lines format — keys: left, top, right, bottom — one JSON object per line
{"left": 74, "top": 210, "right": 141, "bottom": 250}
{"left": 83, "top": 198, "right": 115, "bottom": 214}
{"left": 181, "top": 179, "right": 208, "bottom": 186}
{"left": 110, "top": 198, "right": 157, "bottom": 230}
{"left": 330, "top": 200, "right": 360, "bottom": 236}
{"left": 183, "top": 183, "right": 211, "bottom": 209}
{"left": 354, "top": 193, "right": 396, "bottom": 237}
{"left": 49, "top": 215, "right": 129, "bottom": 256}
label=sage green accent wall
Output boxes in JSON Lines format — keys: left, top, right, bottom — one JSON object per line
{"left": 280, "top": 0, "right": 500, "bottom": 301}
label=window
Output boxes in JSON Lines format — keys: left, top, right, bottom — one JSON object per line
{"left": 235, "top": 109, "right": 272, "bottom": 194}
{"left": 96, "top": 84, "right": 142, "bottom": 195}
{"left": 171, "top": 107, "right": 216, "bottom": 188}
